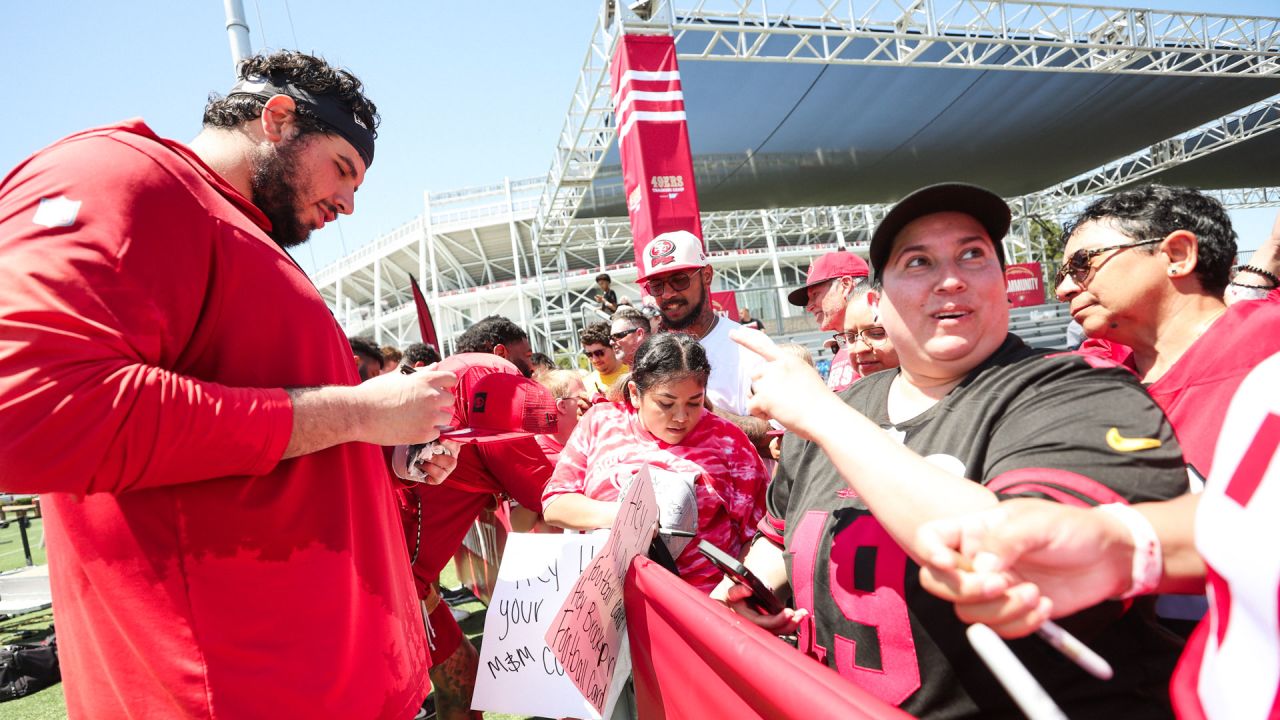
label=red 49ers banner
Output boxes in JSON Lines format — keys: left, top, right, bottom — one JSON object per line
{"left": 610, "top": 34, "right": 704, "bottom": 267}
{"left": 710, "top": 290, "right": 739, "bottom": 321}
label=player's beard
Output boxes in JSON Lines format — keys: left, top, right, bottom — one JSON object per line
{"left": 250, "top": 136, "right": 311, "bottom": 249}
{"left": 661, "top": 288, "right": 708, "bottom": 330}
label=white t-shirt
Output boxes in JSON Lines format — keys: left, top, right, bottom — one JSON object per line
{"left": 700, "top": 317, "right": 765, "bottom": 416}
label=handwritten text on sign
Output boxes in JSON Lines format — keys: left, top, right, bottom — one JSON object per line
{"left": 471, "top": 532, "right": 608, "bottom": 718}
{"left": 545, "top": 466, "right": 659, "bottom": 714}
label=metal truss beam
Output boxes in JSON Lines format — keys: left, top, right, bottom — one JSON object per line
{"left": 528, "top": 0, "right": 1280, "bottom": 253}
{"left": 1213, "top": 186, "right": 1280, "bottom": 209}
{"left": 1028, "top": 94, "right": 1280, "bottom": 217}
{"left": 665, "top": 1, "right": 1280, "bottom": 76}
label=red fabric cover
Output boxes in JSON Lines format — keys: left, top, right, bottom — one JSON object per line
{"left": 625, "top": 557, "right": 912, "bottom": 720}
{"left": 610, "top": 34, "right": 704, "bottom": 268}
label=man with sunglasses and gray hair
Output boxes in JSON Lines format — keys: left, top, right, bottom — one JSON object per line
{"left": 610, "top": 305, "right": 652, "bottom": 367}
{"left": 1060, "top": 184, "right": 1280, "bottom": 482}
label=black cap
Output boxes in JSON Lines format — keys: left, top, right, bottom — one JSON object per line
{"left": 869, "top": 183, "right": 1011, "bottom": 276}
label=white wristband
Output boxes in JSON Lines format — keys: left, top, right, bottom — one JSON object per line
{"left": 1097, "top": 503, "right": 1163, "bottom": 599}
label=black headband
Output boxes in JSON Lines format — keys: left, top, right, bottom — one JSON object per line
{"left": 228, "top": 75, "right": 375, "bottom": 168}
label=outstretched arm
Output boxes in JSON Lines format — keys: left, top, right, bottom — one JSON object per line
{"left": 915, "top": 494, "right": 1204, "bottom": 638}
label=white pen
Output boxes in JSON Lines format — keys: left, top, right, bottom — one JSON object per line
{"left": 1037, "top": 620, "right": 1113, "bottom": 680}
{"left": 967, "top": 623, "right": 1069, "bottom": 720}
{"left": 955, "top": 555, "right": 1113, "bottom": 680}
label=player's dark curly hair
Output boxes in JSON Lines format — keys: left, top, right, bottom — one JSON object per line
{"left": 579, "top": 322, "right": 612, "bottom": 349}
{"left": 403, "top": 342, "right": 440, "bottom": 367}
{"left": 1063, "top": 184, "right": 1237, "bottom": 296}
{"left": 629, "top": 333, "right": 710, "bottom": 399}
{"left": 455, "top": 315, "right": 528, "bottom": 354}
{"left": 348, "top": 336, "right": 381, "bottom": 365}
{"left": 202, "top": 50, "right": 380, "bottom": 141}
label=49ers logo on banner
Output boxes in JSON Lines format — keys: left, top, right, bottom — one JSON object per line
{"left": 611, "top": 33, "right": 705, "bottom": 267}
{"left": 648, "top": 238, "right": 677, "bottom": 268}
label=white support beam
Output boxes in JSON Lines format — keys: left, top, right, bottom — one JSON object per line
{"left": 373, "top": 257, "right": 382, "bottom": 345}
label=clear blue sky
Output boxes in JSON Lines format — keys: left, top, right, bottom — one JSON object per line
{"left": 3, "top": 0, "right": 1276, "bottom": 275}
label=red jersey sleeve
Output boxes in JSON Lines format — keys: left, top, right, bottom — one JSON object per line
{"left": 0, "top": 132, "right": 293, "bottom": 495}
{"left": 477, "top": 435, "right": 555, "bottom": 512}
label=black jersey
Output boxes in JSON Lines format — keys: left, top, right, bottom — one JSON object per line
{"left": 765, "top": 335, "right": 1188, "bottom": 719}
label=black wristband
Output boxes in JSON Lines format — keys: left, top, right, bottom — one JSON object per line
{"left": 1236, "top": 264, "right": 1280, "bottom": 288}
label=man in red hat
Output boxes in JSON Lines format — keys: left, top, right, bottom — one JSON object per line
{"left": 787, "top": 249, "right": 872, "bottom": 391}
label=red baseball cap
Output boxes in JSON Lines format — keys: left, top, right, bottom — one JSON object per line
{"left": 433, "top": 353, "right": 558, "bottom": 444}
{"left": 442, "top": 372, "right": 559, "bottom": 444}
{"left": 787, "top": 250, "right": 870, "bottom": 306}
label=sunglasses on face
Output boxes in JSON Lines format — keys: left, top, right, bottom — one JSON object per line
{"left": 610, "top": 327, "right": 641, "bottom": 342}
{"left": 644, "top": 271, "right": 695, "bottom": 296}
{"left": 833, "top": 326, "right": 889, "bottom": 349}
{"left": 584, "top": 348, "right": 610, "bottom": 360}
{"left": 1055, "top": 238, "right": 1164, "bottom": 289}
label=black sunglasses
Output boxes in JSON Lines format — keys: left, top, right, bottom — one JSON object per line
{"left": 1055, "top": 238, "right": 1163, "bottom": 289}
{"left": 644, "top": 271, "right": 695, "bottom": 296}
{"left": 584, "top": 348, "right": 609, "bottom": 359}
{"left": 610, "top": 327, "right": 641, "bottom": 342}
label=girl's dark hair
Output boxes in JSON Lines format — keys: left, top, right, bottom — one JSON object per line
{"left": 629, "top": 333, "right": 711, "bottom": 399}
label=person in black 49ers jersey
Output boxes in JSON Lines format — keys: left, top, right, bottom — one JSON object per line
{"left": 719, "top": 183, "right": 1190, "bottom": 719}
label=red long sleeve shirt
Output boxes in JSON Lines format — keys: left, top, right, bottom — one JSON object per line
{"left": 0, "top": 121, "right": 427, "bottom": 719}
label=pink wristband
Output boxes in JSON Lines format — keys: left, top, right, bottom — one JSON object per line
{"left": 1097, "top": 503, "right": 1162, "bottom": 599}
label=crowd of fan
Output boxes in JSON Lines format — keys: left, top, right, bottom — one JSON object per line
{"left": 347, "top": 182, "right": 1280, "bottom": 720}
{"left": 5, "top": 48, "right": 1279, "bottom": 720}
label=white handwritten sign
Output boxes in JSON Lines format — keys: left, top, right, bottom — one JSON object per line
{"left": 471, "top": 532, "right": 608, "bottom": 718}
{"left": 545, "top": 466, "right": 659, "bottom": 715}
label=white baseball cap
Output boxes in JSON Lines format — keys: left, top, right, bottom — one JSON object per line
{"left": 639, "top": 230, "right": 707, "bottom": 281}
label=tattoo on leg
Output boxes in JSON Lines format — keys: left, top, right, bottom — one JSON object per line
{"left": 428, "top": 640, "right": 482, "bottom": 720}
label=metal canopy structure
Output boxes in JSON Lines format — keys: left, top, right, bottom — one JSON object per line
{"left": 565, "top": 1, "right": 1280, "bottom": 221}
{"left": 317, "top": 0, "right": 1280, "bottom": 356}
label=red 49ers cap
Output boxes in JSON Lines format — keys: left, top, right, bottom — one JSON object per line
{"left": 638, "top": 230, "right": 707, "bottom": 281}
{"left": 434, "top": 355, "right": 559, "bottom": 444}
